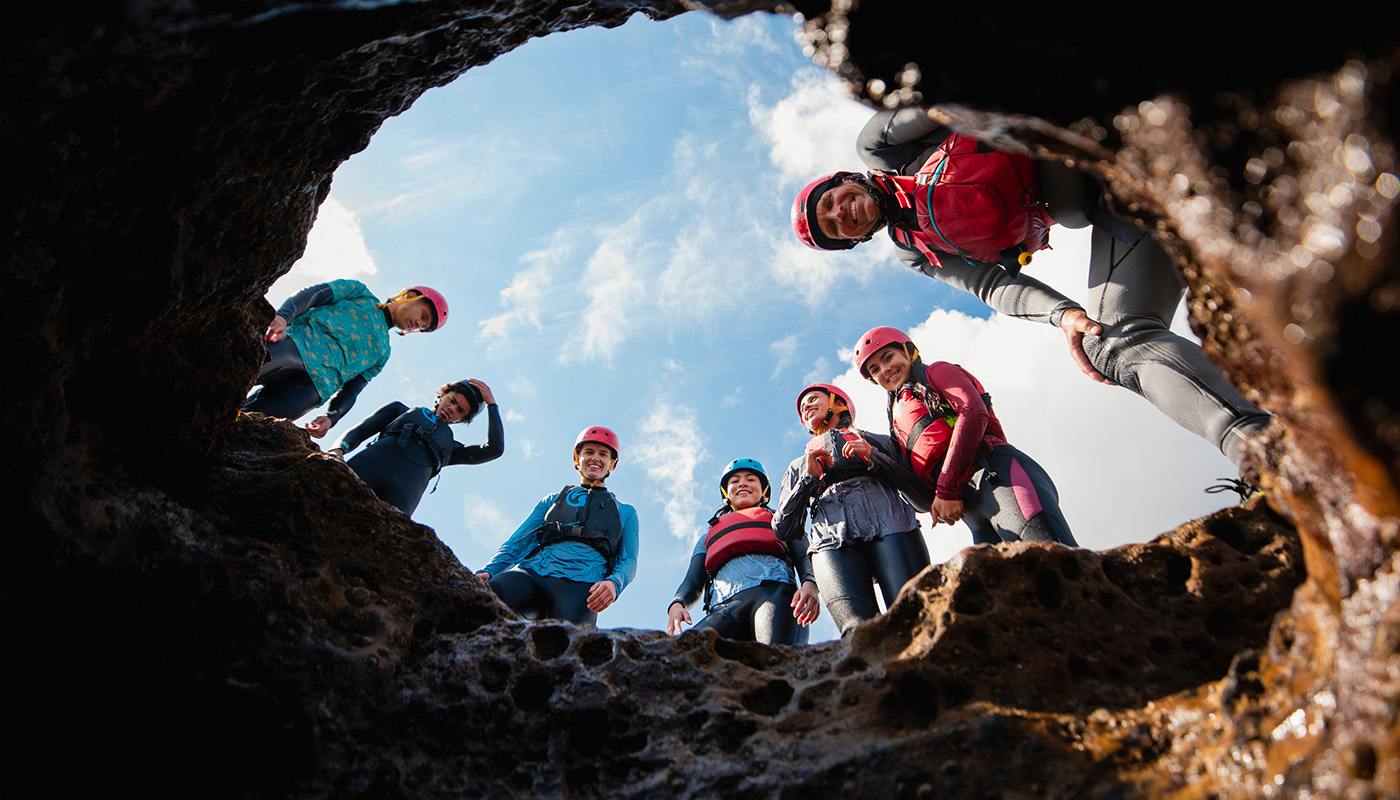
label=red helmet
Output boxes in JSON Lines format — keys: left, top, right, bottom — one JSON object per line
{"left": 797, "top": 382, "right": 855, "bottom": 431}
{"left": 574, "top": 426, "right": 619, "bottom": 459}
{"left": 397, "top": 285, "right": 449, "bottom": 331}
{"left": 792, "top": 172, "right": 863, "bottom": 252}
{"left": 854, "top": 326, "right": 918, "bottom": 380}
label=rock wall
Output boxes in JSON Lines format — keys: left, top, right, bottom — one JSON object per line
{"left": 3, "top": 2, "right": 1396, "bottom": 797}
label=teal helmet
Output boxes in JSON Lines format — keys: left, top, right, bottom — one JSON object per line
{"left": 720, "top": 458, "right": 770, "bottom": 505}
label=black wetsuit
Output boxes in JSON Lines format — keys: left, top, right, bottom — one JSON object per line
{"left": 336, "top": 402, "right": 504, "bottom": 515}
{"left": 857, "top": 109, "right": 1270, "bottom": 467}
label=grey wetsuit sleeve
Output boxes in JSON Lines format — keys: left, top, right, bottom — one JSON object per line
{"left": 857, "top": 108, "right": 952, "bottom": 174}
{"left": 275, "top": 283, "right": 335, "bottom": 322}
{"left": 894, "top": 243, "right": 1083, "bottom": 328}
{"left": 448, "top": 404, "right": 505, "bottom": 466}
{"left": 334, "top": 401, "right": 408, "bottom": 453}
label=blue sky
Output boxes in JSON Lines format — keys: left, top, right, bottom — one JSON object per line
{"left": 267, "top": 11, "right": 1240, "bottom": 642}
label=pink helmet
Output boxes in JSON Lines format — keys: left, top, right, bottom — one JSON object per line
{"left": 574, "top": 426, "right": 620, "bottom": 459}
{"left": 854, "top": 326, "right": 917, "bottom": 380}
{"left": 401, "top": 285, "right": 449, "bottom": 331}
{"left": 797, "top": 383, "right": 855, "bottom": 430}
{"left": 792, "top": 172, "right": 864, "bottom": 251}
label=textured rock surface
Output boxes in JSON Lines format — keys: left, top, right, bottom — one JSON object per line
{"left": 4, "top": 2, "right": 1397, "bottom": 797}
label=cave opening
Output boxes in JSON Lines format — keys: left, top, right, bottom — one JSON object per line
{"left": 270, "top": 9, "right": 1246, "bottom": 644}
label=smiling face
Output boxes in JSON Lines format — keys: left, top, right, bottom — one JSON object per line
{"left": 724, "top": 470, "right": 764, "bottom": 510}
{"left": 389, "top": 296, "right": 434, "bottom": 332}
{"left": 574, "top": 442, "right": 617, "bottom": 485}
{"left": 434, "top": 390, "right": 475, "bottom": 423}
{"left": 798, "top": 389, "right": 832, "bottom": 434}
{"left": 864, "top": 344, "right": 913, "bottom": 391}
{"left": 815, "top": 181, "right": 881, "bottom": 243}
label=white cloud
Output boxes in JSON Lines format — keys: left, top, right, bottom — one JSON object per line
{"left": 268, "top": 198, "right": 378, "bottom": 300}
{"left": 504, "top": 410, "right": 525, "bottom": 424}
{"left": 479, "top": 261, "right": 552, "bottom": 342}
{"left": 633, "top": 402, "right": 709, "bottom": 542}
{"left": 769, "top": 334, "right": 799, "bottom": 379}
{"left": 459, "top": 492, "right": 514, "bottom": 550}
{"left": 748, "top": 71, "right": 871, "bottom": 186}
{"left": 558, "top": 219, "right": 646, "bottom": 365}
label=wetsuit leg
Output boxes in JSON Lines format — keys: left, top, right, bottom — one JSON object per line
{"left": 537, "top": 573, "right": 598, "bottom": 626}
{"left": 811, "top": 545, "right": 881, "bottom": 634}
{"left": 870, "top": 530, "right": 931, "bottom": 610}
{"left": 1079, "top": 226, "right": 1270, "bottom": 467}
{"left": 488, "top": 570, "right": 548, "bottom": 620}
{"left": 346, "top": 444, "right": 432, "bottom": 515}
{"left": 242, "top": 337, "right": 322, "bottom": 420}
{"left": 693, "top": 597, "right": 750, "bottom": 640}
{"left": 966, "top": 445, "right": 1077, "bottom": 546}
{"left": 749, "top": 581, "right": 802, "bottom": 645}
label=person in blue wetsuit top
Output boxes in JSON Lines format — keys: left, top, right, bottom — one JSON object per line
{"left": 474, "top": 426, "right": 639, "bottom": 626}
{"left": 666, "top": 459, "right": 820, "bottom": 645}
{"left": 243, "top": 281, "right": 449, "bottom": 439}
{"left": 328, "top": 378, "right": 504, "bottom": 516}
{"left": 773, "top": 383, "right": 933, "bottom": 635}
{"left": 855, "top": 326, "right": 1075, "bottom": 547}
{"left": 791, "top": 108, "right": 1270, "bottom": 471}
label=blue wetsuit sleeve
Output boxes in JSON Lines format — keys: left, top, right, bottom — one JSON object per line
{"left": 894, "top": 244, "right": 1082, "bottom": 327}
{"left": 772, "top": 460, "right": 815, "bottom": 545}
{"left": 324, "top": 375, "right": 369, "bottom": 427}
{"left": 481, "top": 495, "right": 553, "bottom": 578}
{"left": 334, "top": 401, "right": 408, "bottom": 453}
{"left": 670, "top": 541, "right": 708, "bottom": 611}
{"left": 447, "top": 404, "right": 505, "bottom": 466}
{"left": 275, "top": 283, "right": 335, "bottom": 322}
{"left": 606, "top": 504, "right": 640, "bottom": 596}
{"left": 862, "top": 429, "right": 935, "bottom": 512}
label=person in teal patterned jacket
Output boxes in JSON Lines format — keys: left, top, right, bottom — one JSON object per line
{"left": 243, "top": 280, "right": 448, "bottom": 438}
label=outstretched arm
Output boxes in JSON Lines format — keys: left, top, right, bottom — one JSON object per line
{"left": 330, "top": 401, "right": 408, "bottom": 457}
{"left": 479, "top": 496, "right": 552, "bottom": 578}
{"left": 667, "top": 543, "right": 708, "bottom": 635}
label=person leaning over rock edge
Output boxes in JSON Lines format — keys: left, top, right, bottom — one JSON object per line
{"left": 666, "top": 458, "right": 819, "bottom": 645}
{"left": 328, "top": 378, "right": 503, "bottom": 517}
{"left": 856, "top": 326, "right": 1076, "bottom": 547}
{"left": 243, "top": 281, "right": 448, "bottom": 439}
{"left": 474, "top": 426, "right": 639, "bottom": 626}
{"left": 774, "top": 382, "right": 932, "bottom": 635}
{"left": 791, "top": 107, "right": 1270, "bottom": 471}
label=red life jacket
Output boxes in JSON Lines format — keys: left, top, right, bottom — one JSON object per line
{"left": 870, "top": 133, "right": 1053, "bottom": 274}
{"left": 892, "top": 366, "right": 1005, "bottom": 488}
{"left": 891, "top": 384, "right": 957, "bottom": 486}
{"left": 703, "top": 506, "right": 786, "bottom": 573}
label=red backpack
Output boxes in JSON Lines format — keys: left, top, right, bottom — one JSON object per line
{"left": 870, "top": 133, "right": 1053, "bottom": 274}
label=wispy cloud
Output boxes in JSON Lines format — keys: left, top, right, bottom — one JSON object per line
{"left": 633, "top": 401, "right": 709, "bottom": 542}
{"left": 769, "top": 334, "right": 799, "bottom": 379}
{"left": 479, "top": 261, "right": 552, "bottom": 341}
{"left": 559, "top": 219, "right": 646, "bottom": 365}
{"left": 459, "top": 492, "right": 515, "bottom": 550}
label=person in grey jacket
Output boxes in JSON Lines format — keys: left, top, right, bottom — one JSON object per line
{"left": 773, "top": 382, "right": 931, "bottom": 635}
{"left": 791, "top": 108, "right": 1270, "bottom": 470}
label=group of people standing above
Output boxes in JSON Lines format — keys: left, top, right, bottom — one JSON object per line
{"left": 241, "top": 105, "right": 1269, "bottom": 645}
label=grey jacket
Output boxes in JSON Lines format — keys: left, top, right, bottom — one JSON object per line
{"left": 773, "top": 428, "right": 928, "bottom": 553}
